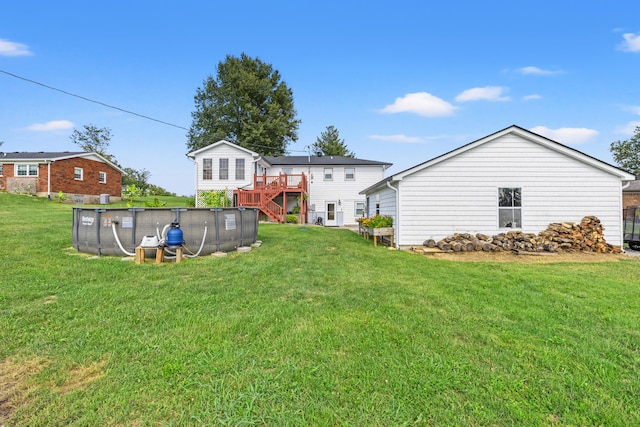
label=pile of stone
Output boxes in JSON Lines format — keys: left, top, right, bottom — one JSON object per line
{"left": 422, "top": 216, "right": 622, "bottom": 254}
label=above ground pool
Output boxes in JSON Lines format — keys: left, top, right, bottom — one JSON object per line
{"left": 72, "top": 207, "right": 259, "bottom": 257}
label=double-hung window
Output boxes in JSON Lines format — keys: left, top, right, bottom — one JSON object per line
{"left": 74, "top": 167, "right": 84, "bottom": 181}
{"left": 235, "top": 159, "right": 245, "bottom": 180}
{"left": 498, "top": 187, "right": 521, "bottom": 228}
{"left": 202, "top": 158, "right": 212, "bottom": 180}
{"left": 99, "top": 171, "right": 107, "bottom": 184}
{"left": 219, "top": 158, "right": 229, "bottom": 180}
{"left": 0, "top": 163, "right": 3, "bottom": 176}
{"left": 345, "top": 168, "right": 355, "bottom": 181}
{"left": 17, "top": 164, "right": 38, "bottom": 176}
{"left": 355, "top": 201, "right": 365, "bottom": 217}
{"left": 324, "top": 168, "right": 333, "bottom": 181}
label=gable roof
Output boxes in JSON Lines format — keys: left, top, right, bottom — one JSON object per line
{"left": 361, "top": 125, "right": 636, "bottom": 194}
{"left": 186, "top": 140, "right": 260, "bottom": 158}
{"left": 0, "top": 151, "right": 125, "bottom": 173}
{"left": 262, "top": 155, "right": 392, "bottom": 167}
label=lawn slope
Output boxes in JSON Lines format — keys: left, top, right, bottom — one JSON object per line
{"left": 1, "top": 193, "right": 639, "bottom": 426}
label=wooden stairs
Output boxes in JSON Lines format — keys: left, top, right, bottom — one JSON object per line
{"left": 234, "top": 173, "right": 308, "bottom": 223}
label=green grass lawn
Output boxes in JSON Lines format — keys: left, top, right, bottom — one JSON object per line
{"left": 1, "top": 192, "right": 640, "bottom": 426}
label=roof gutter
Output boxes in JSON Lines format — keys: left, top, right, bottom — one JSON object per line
{"left": 386, "top": 180, "right": 399, "bottom": 249}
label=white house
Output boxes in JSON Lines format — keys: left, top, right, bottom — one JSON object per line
{"left": 187, "top": 140, "right": 391, "bottom": 226}
{"left": 361, "top": 125, "right": 636, "bottom": 248}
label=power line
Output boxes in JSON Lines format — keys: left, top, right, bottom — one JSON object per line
{"left": 0, "top": 68, "right": 190, "bottom": 131}
{"left": 0, "top": 68, "right": 308, "bottom": 153}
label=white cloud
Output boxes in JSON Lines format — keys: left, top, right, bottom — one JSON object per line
{"left": 369, "top": 134, "right": 425, "bottom": 144}
{"left": 26, "top": 120, "right": 74, "bottom": 131}
{"left": 530, "top": 126, "right": 599, "bottom": 145}
{"left": 619, "top": 32, "right": 640, "bottom": 52}
{"left": 455, "top": 86, "right": 510, "bottom": 102}
{"left": 517, "top": 66, "right": 562, "bottom": 76}
{"left": 380, "top": 92, "right": 457, "bottom": 117}
{"left": 622, "top": 105, "right": 640, "bottom": 115}
{"left": 523, "top": 94, "right": 542, "bottom": 101}
{"left": 0, "top": 38, "right": 33, "bottom": 56}
{"left": 615, "top": 121, "right": 640, "bottom": 135}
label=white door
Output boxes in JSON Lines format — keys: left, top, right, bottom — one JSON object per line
{"left": 325, "top": 202, "right": 337, "bottom": 226}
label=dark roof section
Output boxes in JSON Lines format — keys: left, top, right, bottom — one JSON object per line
{"left": 624, "top": 180, "right": 640, "bottom": 192}
{"left": 263, "top": 155, "right": 392, "bottom": 167}
{"left": 0, "top": 151, "right": 85, "bottom": 159}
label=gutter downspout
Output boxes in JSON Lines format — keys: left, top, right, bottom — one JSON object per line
{"left": 187, "top": 155, "right": 198, "bottom": 206}
{"left": 386, "top": 180, "right": 399, "bottom": 249}
{"left": 47, "top": 161, "right": 52, "bottom": 198}
{"left": 621, "top": 180, "right": 632, "bottom": 248}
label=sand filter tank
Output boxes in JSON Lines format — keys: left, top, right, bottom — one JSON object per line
{"left": 166, "top": 222, "right": 184, "bottom": 247}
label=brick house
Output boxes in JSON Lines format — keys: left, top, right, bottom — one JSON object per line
{"left": 623, "top": 180, "right": 640, "bottom": 208}
{"left": 0, "top": 151, "right": 123, "bottom": 202}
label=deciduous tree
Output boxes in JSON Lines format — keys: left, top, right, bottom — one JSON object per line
{"left": 187, "top": 53, "right": 300, "bottom": 155}
{"left": 610, "top": 125, "right": 640, "bottom": 176}
{"left": 70, "top": 124, "right": 116, "bottom": 163}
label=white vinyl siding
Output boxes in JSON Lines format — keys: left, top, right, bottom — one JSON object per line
{"left": 191, "top": 143, "right": 256, "bottom": 207}
{"left": 263, "top": 164, "right": 386, "bottom": 225}
{"left": 189, "top": 141, "right": 389, "bottom": 224}
{"left": 395, "top": 133, "right": 627, "bottom": 246}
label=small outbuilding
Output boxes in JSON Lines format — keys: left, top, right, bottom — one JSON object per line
{"left": 361, "top": 125, "right": 636, "bottom": 248}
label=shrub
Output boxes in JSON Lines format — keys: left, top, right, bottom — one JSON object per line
{"left": 286, "top": 214, "right": 298, "bottom": 224}
{"left": 201, "top": 190, "right": 232, "bottom": 208}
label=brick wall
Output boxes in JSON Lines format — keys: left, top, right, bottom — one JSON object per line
{"left": 624, "top": 193, "right": 640, "bottom": 208}
{"left": 1, "top": 158, "right": 121, "bottom": 197}
{"left": 50, "top": 157, "right": 122, "bottom": 197}
{"left": 0, "top": 164, "right": 12, "bottom": 191}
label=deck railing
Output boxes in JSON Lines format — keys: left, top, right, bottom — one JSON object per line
{"left": 254, "top": 173, "right": 307, "bottom": 190}
{"left": 234, "top": 173, "right": 308, "bottom": 223}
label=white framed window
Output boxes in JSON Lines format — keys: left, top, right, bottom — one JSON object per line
{"left": 219, "top": 158, "right": 229, "bottom": 180}
{"left": 17, "top": 164, "right": 38, "bottom": 176}
{"left": 355, "top": 201, "right": 365, "bottom": 217}
{"left": 282, "top": 167, "right": 293, "bottom": 175}
{"left": 99, "top": 171, "right": 107, "bottom": 184}
{"left": 74, "top": 167, "right": 84, "bottom": 181}
{"left": 0, "top": 163, "right": 3, "bottom": 176}
{"left": 498, "top": 187, "right": 521, "bottom": 228}
{"left": 324, "top": 168, "right": 333, "bottom": 181}
{"left": 345, "top": 167, "right": 355, "bottom": 181}
{"left": 202, "top": 158, "right": 212, "bottom": 180}
{"left": 235, "top": 159, "right": 245, "bottom": 180}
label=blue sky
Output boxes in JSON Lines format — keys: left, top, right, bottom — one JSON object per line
{"left": 1, "top": 1, "right": 639, "bottom": 195}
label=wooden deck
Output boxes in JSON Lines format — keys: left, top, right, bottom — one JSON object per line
{"left": 234, "top": 173, "right": 308, "bottom": 223}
